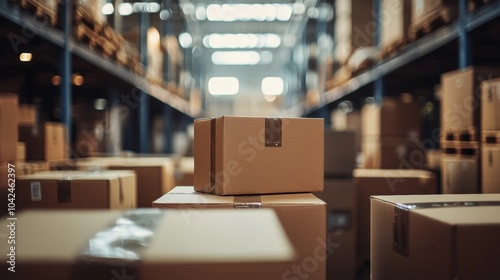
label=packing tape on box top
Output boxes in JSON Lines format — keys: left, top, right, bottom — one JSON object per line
{"left": 233, "top": 196, "right": 262, "bottom": 209}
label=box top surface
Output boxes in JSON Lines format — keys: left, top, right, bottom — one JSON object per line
{"left": 77, "top": 157, "right": 173, "bottom": 168}
{"left": 1, "top": 209, "right": 294, "bottom": 263}
{"left": 194, "top": 116, "right": 323, "bottom": 122}
{"left": 354, "top": 169, "right": 434, "bottom": 179}
{"left": 18, "top": 170, "right": 135, "bottom": 180}
{"left": 154, "top": 186, "right": 326, "bottom": 206}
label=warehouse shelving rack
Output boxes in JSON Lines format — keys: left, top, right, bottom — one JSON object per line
{"left": 0, "top": 0, "right": 199, "bottom": 154}
{"left": 300, "top": 0, "right": 500, "bottom": 118}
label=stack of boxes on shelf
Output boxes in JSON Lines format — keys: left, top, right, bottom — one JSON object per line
{"left": 153, "top": 116, "right": 327, "bottom": 280}
{"left": 440, "top": 66, "right": 500, "bottom": 193}
{"left": 0, "top": 94, "right": 18, "bottom": 217}
{"left": 481, "top": 77, "right": 500, "bottom": 193}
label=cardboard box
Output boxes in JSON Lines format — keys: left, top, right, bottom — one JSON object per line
{"left": 76, "top": 157, "right": 176, "bottom": 207}
{"left": 194, "top": 116, "right": 324, "bottom": 195}
{"left": 314, "top": 179, "right": 357, "bottom": 280}
{"left": 441, "top": 66, "right": 500, "bottom": 131}
{"left": 441, "top": 153, "right": 479, "bottom": 194}
{"left": 361, "top": 97, "right": 421, "bottom": 137}
{"left": 16, "top": 170, "right": 137, "bottom": 210}
{"left": 353, "top": 169, "right": 437, "bottom": 265}
{"left": 371, "top": 194, "right": 500, "bottom": 280}
{"left": 16, "top": 161, "right": 50, "bottom": 176}
{"left": 331, "top": 109, "right": 361, "bottom": 152}
{"left": 411, "top": 0, "right": 458, "bottom": 25}
{"left": 325, "top": 130, "right": 356, "bottom": 177}
{"left": 18, "top": 103, "right": 37, "bottom": 125}
{"left": 362, "top": 137, "right": 425, "bottom": 169}
{"left": 0, "top": 163, "right": 9, "bottom": 217}
{"left": 153, "top": 186, "right": 327, "bottom": 280}
{"left": 381, "top": 0, "right": 411, "bottom": 50}
{"left": 0, "top": 208, "right": 295, "bottom": 280}
{"left": 0, "top": 94, "right": 18, "bottom": 163}
{"left": 173, "top": 157, "right": 194, "bottom": 186}
{"left": 18, "top": 122, "right": 66, "bottom": 161}
{"left": 17, "top": 142, "right": 26, "bottom": 162}
{"left": 481, "top": 78, "right": 500, "bottom": 131}
{"left": 482, "top": 144, "right": 500, "bottom": 193}
{"left": 334, "top": 0, "right": 375, "bottom": 64}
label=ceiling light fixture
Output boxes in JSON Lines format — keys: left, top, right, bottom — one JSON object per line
{"left": 208, "top": 77, "right": 239, "bottom": 96}
{"left": 206, "top": 4, "right": 294, "bottom": 22}
{"left": 19, "top": 52, "right": 32, "bottom": 62}
{"left": 211, "top": 51, "right": 260, "bottom": 65}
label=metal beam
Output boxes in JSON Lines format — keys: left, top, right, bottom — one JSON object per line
{"left": 138, "top": 12, "right": 150, "bottom": 153}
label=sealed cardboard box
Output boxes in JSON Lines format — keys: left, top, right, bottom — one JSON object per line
{"left": 411, "top": 0, "right": 458, "bottom": 26}
{"left": 0, "top": 163, "right": 9, "bottom": 217}
{"left": 354, "top": 169, "right": 437, "bottom": 265}
{"left": 17, "top": 142, "right": 26, "bottom": 162}
{"left": 371, "top": 194, "right": 500, "bottom": 280}
{"left": 0, "top": 209, "right": 295, "bottom": 280}
{"left": 314, "top": 179, "right": 357, "bottom": 280}
{"left": 17, "top": 103, "right": 37, "bottom": 125}
{"left": 380, "top": 0, "right": 411, "bottom": 52}
{"left": 0, "top": 94, "right": 18, "bottom": 163}
{"left": 16, "top": 170, "right": 137, "bottom": 210}
{"left": 194, "top": 116, "right": 324, "bottom": 195}
{"left": 441, "top": 66, "right": 500, "bottom": 131}
{"left": 173, "top": 157, "right": 194, "bottom": 186}
{"left": 362, "top": 137, "right": 425, "bottom": 169}
{"left": 325, "top": 130, "right": 356, "bottom": 177}
{"left": 154, "top": 186, "right": 326, "bottom": 280}
{"left": 16, "top": 161, "right": 50, "bottom": 176}
{"left": 482, "top": 144, "right": 500, "bottom": 193}
{"left": 481, "top": 78, "right": 500, "bottom": 131}
{"left": 441, "top": 153, "right": 479, "bottom": 194}
{"left": 331, "top": 109, "right": 361, "bottom": 152}
{"left": 77, "top": 157, "right": 176, "bottom": 207}
{"left": 361, "top": 97, "right": 421, "bottom": 137}
{"left": 19, "top": 122, "right": 66, "bottom": 161}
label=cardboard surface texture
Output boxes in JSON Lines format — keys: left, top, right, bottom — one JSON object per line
{"left": 153, "top": 186, "right": 327, "bottom": 280}
{"left": 0, "top": 209, "right": 295, "bottom": 280}
{"left": 314, "top": 179, "right": 357, "bottom": 280}
{"left": 194, "top": 116, "right": 324, "bottom": 195}
{"left": 482, "top": 144, "right": 500, "bottom": 193}
{"left": 16, "top": 170, "right": 137, "bottom": 210}
{"left": 16, "top": 142, "right": 26, "bottom": 162}
{"left": 371, "top": 194, "right": 500, "bottom": 280}
{"left": 441, "top": 154, "right": 479, "bottom": 194}
{"left": 481, "top": 78, "right": 500, "bottom": 130}
{"left": 324, "top": 130, "right": 356, "bottom": 177}
{"left": 17, "top": 103, "right": 37, "bottom": 125}
{"left": 0, "top": 94, "right": 18, "bottom": 163}
{"left": 381, "top": 0, "right": 411, "bottom": 49}
{"left": 362, "top": 137, "right": 425, "bottom": 169}
{"left": 353, "top": 169, "right": 437, "bottom": 265}
{"left": 18, "top": 122, "right": 66, "bottom": 161}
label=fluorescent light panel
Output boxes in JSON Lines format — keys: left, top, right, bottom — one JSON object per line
{"left": 203, "top": 33, "right": 281, "bottom": 49}
{"left": 262, "top": 77, "right": 284, "bottom": 95}
{"left": 211, "top": 51, "right": 273, "bottom": 65}
{"left": 204, "top": 3, "right": 303, "bottom": 22}
{"left": 208, "top": 77, "right": 239, "bottom": 96}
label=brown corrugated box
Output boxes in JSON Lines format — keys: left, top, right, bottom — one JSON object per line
{"left": 17, "top": 142, "right": 26, "bottom": 162}
{"left": 0, "top": 163, "right": 8, "bottom": 217}
{"left": 371, "top": 194, "right": 500, "bottom": 280}
{"left": 0, "top": 94, "right": 18, "bottom": 163}
{"left": 16, "top": 161, "right": 50, "bottom": 176}
{"left": 482, "top": 144, "right": 500, "bottom": 193}
{"left": 314, "top": 179, "right": 357, "bottom": 280}
{"left": 411, "top": 0, "right": 458, "bottom": 25}
{"left": 353, "top": 169, "right": 437, "bottom": 265}
{"left": 362, "top": 136, "right": 425, "bottom": 169}
{"left": 481, "top": 78, "right": 500, "bottom": 131}
{"left": 16, "top": 170, "right": 137, "bottom": 210}
{"left": 441, "top": 153, "right": 479, "bottom": 194}
{"left": 380, "top": 0, "right": 411, "bottom": 50}
{"left": 441, "top": 66, "right": 500, "bottom": 131}
{"left": 17, "top": 103, "right": 37, "bottom": 125}
{"left": 18, "top": 122, "right": 67, "bottom": 161}
{"left": 0, "top": 209, "right": 295, "bottom": 280}
{"left": 324, "top": 130, "right": 356, "bottom": 177}
{"left": 76, "top": 157, "right": 175, "bottom": 208}
{"left": 153, "top": 186, "right": 327, "bottom": 280}
{"left": 361, "top": 97, "right": 421, "bottom": 137}
{"left": 331, "top": 109, "right": 361, "bottom": 152}
{"left": 172, "top": 157, "right": 194, "bottom": 186}
{"left": 194, "top": 116, "right": 324, "bottom": 195}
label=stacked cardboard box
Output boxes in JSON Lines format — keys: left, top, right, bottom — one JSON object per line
{"left": 409, "top": 0, "right": 458, "bottom": 41}
{"left": 440, "top": 67, "right": 500, "bottom": 193}
{"left": 380, "top": 0, "right": 411, "bottom": 57}
{"left": 361, "top": 97, "right": 424, "bottom": 169}
{"left": 19, "top": 122, "right": 67, "bottom": 162}
{"left": 331, "top": 108, "right": 362, "bottom": 153}
{"left": 0, "top": 94, "right": 18, "bottom": 217}
{"left": 371, "top": 194, "right": 500, "bottom": 279}
{"left": 0, "top": 209, "right": 296, "bottom": 279}
{"left": 481, "top": 78, "right": 500, "bottom": 193}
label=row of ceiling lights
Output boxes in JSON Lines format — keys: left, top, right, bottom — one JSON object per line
{"left": 208, "top": 76, "right": 284, "bottom": 98}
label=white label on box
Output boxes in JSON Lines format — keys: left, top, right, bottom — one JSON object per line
{"left": 31, "top": 182, "right": 42, "bottom": 201}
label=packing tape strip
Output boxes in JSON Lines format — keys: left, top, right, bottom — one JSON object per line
{"left": 233, "top": 196, "right": 262, "bottom": 209}
{"left": 396, "top": 201, "right": 500, "bottom": 211}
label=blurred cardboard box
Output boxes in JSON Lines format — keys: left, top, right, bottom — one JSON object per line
{"left": 17, "top": 142, "right": 26, "bottom": 162}
{"left": 0, "top": 208, "right": 295, "bottom": 280}
{"left": 371, "top": 194, "right": 500, "bottom": 280}
{"left": 331, "top": 109, "right": 361, "bottom": 152}
{"left": 380, "top": 0, "right": 411, "bottom": 52}
{"left": 154, "top": 186, "right": 326, "bottom": 280}
{"left": 411, "top": 0, "right": 458, "bottom": 28}
{"left": 362, "top": 137, "right": 425, "bottom": 169}
{"left": 325, "top": 130, "right": 356, "bottom": 177}
{"left": 18, "top": 122, "right": 66, "bottom": 161}
{"left": 194, "top": 116, "right": 324, "bottom": 195}
{"left": 441, "top": 153, "right": 479, "bottom": 194}
{"left": 315, "top": 179, "right": 357, "bottom": 280}
{"left": 16, "top": 161, "right": 50, "bottom": 176}
{"left": 481, "top": 78, "right": 500, "bottom": 131}
{"left": 17, "top": 103, "right": 37, "bottom": 125}
{"left": 353, "top": 169, "right": 437, "bottom": 266}
{"left": 482, "top": 144, "right": 500, "bottom": 193}
{"left": 0, "top": 94, "right": 18, "bottom": 163}
{"left": 17, "top": 170, "right": 137, "bottom": 210}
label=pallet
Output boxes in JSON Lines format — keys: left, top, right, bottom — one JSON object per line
{"left": 75, "top": 6, "right": 104, "bottom": 34}
{"left": 409, "top": 6, "right": 457, "bottom": 42}
{"left": 441, "top": 140, "right": 480, "bottom": 156}
{"left": 482, "top": 130, "right": 500, "bottom": 144}
{"left": 75, "top": 23, "right": 115, "bottom": 58}
{"left": 441, "top": 127, "right": 479, "bottom": 142}
{"left": 18, "top": 0, "right": 59, "bottom": 26}
{"left": 379, "top": 38, "right": 407, "bottom": 60}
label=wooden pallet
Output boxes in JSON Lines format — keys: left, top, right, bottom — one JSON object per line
{"left": 380, "top": 38, "right": 407, "bottom": 60}
{"left": 441, "top": 140, "right": 480, "bottom": 156}
{"left": 409, "top": 6, "right": 457, "bottom": 42}
{"left": 75, "top": 23, "right": 115, "bottom": 58}
{"left": 441, "top": 127, "right": 479, "bottom": 142}
{"left": 19, "top": 0, "right": 59, "bottom": 26}
{"left": 75, "top": 6, "right": 104, "bottom": 34}
{"left": 482, "top": 130, "right": 500, "bottom": 144}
